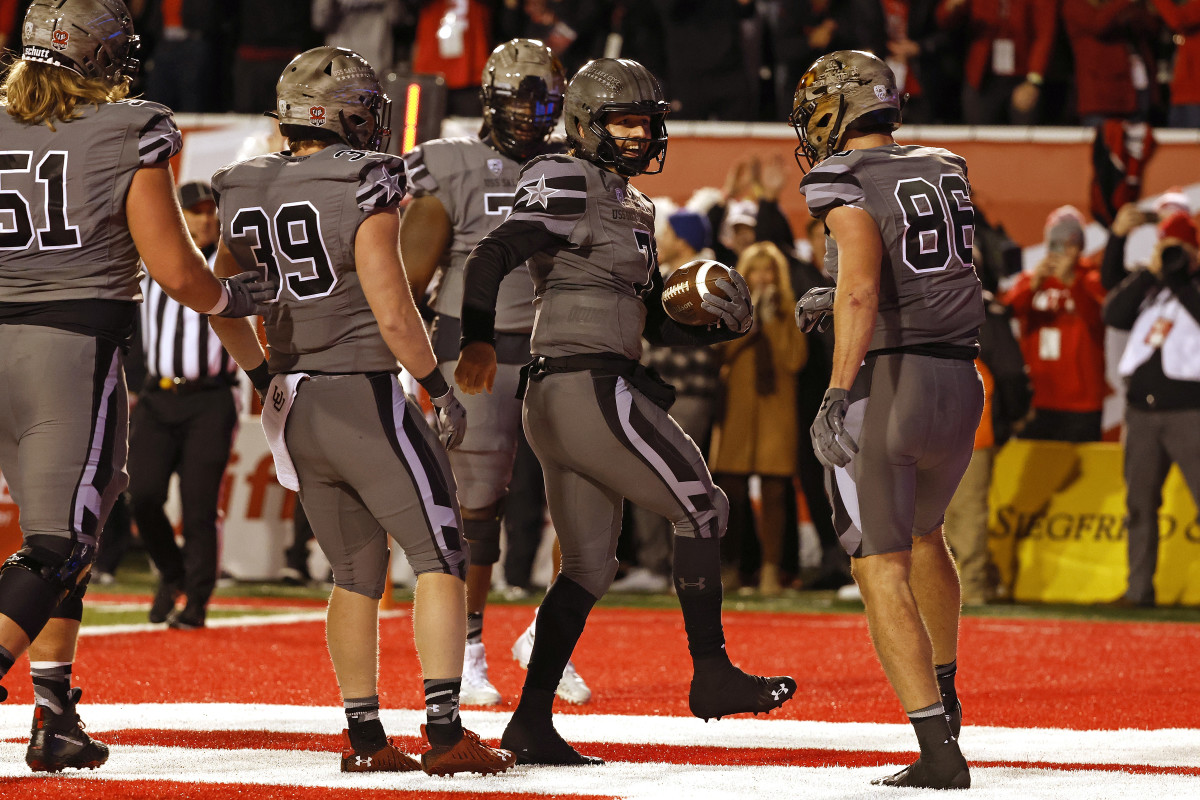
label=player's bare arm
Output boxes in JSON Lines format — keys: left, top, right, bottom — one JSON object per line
{"left": 208, "top": 238, "right": 270, "bottom": 361}
{"left": 128, "top": 163, "right": 224, "bottom": 311}
{"left": 356, "top": 209, "right": 439, "bottom": 380}
{"left": 399, "top": 194, "right": 453, "bottom": 299}
{"left": 826, "top": 204, "right": 882, "bottom": 391}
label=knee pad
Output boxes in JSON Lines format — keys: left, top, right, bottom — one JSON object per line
{"left": 0, "top": 538, "right": 93, "bottom": 640}
{"left": 462, "top": 503, "right": 503, "bottom": 566}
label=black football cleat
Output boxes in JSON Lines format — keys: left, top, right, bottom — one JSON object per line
{"left": 26, "top": 688, "right": 109, "bottom": 773}
{"left": 945, "top": 698, "right": 962, "bottom": 739}
{"left": 149, "top": 580, "right": 180, "bottom": 624}
{"left": 0, "top": 683, "right": 8, "bottom": 702}
{"left": 500, "top": 715, "right": 604, "bottom": 766}
{"left": 872, "top": 742, "right": 971, "bottom": 790}
{"left": 688, "top": 660, "right": 797, "bottom": 721}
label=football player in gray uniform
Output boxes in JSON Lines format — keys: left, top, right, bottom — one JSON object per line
{"left": 401, "top": 39, "right": 590, "bottom": 708}
{"left": 458, "top": 58, "right": 797, "bottom": 766}
{"left": 0, "top": 0, "right": 273, "bottom": 773}
{"left": 206, "top": 46, "right": 513, "bottom": 778}
{"left": 792, "top": 50, "right": 984, "bottom": 790}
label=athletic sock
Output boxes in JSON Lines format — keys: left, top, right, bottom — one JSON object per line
{"left": 466, "top": 612, "right": 484, "bottom": 646}
{"left": 344, "top": 695, "right": 387, "bottom": 753}
{"left": 30, "top": 661, "right": 72, "bottom": 716}
{"left": 672, "top": 536, "right": 727, "bottom": 660}
{"left": 423, "top": 678, "right": 463, "bottom": 746}
{"left": 0, "top": 645, "right": 15, "bottom": 679}
{"left": 523, "top": 575, "right": 597, "bottom": 695}
{"left": 935, "top": 660, "right": 958, "bottom": 709}
{"left": 909, "top": 701, "right": 955, "bottom": 754}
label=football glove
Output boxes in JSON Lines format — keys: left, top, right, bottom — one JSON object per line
{"left": 702, "top": 270, "right": 753, "bottom": 334}
{"left": 811, "top": 388, "right": 858, "bottom": 469}
{"left": 430, "top": 387, "right": 468, "bottom": 451}
{"left": 795, "top": 286, "right": 835, "bottom": 333}
{"left": 215, "top": 272, "right": 278, "bottom": 318}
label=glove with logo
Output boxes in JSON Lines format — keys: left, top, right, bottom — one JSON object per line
{"left": 417, "top": 368, "right": 468, "bottom": 450}
{"left": 810, "top": 388, "right": 858, "bottom": 469}
{"left": 215, "top": 272, "right": 278, "bottom": 318}
{"left": 702, "top": 269, "right": 754, "bottom": 334}
{"left": 795, "top": 286, "right": 836, "bottom": 333}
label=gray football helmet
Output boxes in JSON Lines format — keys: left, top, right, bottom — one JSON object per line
{"left": 480, "top": 38, "right": 565, "bottom": 162}
{"left": 274, "top": 46, "right": 391, "bottom": 151}
{"left": 20, "top": 0, "right": 140, "bottom": 84}
{"left": 564, "top": 58, "right": 669, "bottom": 177}
{"left": 788, "top": 50, "right": 902, "bottom": 170}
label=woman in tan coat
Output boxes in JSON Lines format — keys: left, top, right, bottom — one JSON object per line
{"left": 710, "top": 242, "right": 807, "bottom": 595}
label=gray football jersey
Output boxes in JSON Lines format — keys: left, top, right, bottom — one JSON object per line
{"left": 404, "top": 137, "right": 535, "bottom": 332}
{"left": 212, "top": 145, "right": 407, "bottom": 374}
{"left": 507, "top": 154, "right": 658, "bottom": 359}
{"left": 799, "top": 144, "right": 983, "bottom": 351}
{"left": 0, "top": 100, "right": 181, "bottom": 303}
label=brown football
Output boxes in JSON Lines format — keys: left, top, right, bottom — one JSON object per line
{"left": 662, "top": 259, "right": 733, "bottom": 326}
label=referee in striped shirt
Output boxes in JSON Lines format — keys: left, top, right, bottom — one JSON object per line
{"left": 129, "top": 181, "right": 239, "bottom": 630}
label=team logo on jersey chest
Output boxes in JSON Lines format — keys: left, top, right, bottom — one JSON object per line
{"left": 487, "top": 158, "right": 503, "bottom": 174}
{"left": 309, "top": 106, "right": 326, "bottom": 126}
{"left": 613, "top": 186, "right": 625, "bottom": 204}
{"left": 51, "top": 29, "right": 69, "bottom": 50}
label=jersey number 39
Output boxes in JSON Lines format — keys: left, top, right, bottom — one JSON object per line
{"left": 230, "top": 202, "right": 336, "bottom": 300}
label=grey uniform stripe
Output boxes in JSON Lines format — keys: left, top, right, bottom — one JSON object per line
{"left": 369, "top": 374, "right": 463, "bottom": 572}
{"left": 70, "top": 342, "right": 122, "bottom": 543}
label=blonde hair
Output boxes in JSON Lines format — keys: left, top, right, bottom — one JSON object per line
{"left": 1, "top": 61, "right": 130, "bottom": 130}
{"left": 736, "top": 241, "right": 796, "bottom": 308}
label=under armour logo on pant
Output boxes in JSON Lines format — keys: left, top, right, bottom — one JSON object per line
{"left": 676, "top": 577, "right": 706, "bottom": 591}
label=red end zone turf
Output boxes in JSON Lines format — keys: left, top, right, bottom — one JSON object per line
{"left": 2, "top": 605, "right": 1195, "bottom": 730}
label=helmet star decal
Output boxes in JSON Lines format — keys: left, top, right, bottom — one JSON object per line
{"left": 520, "top": 175, "right": 559, "bottom": 209}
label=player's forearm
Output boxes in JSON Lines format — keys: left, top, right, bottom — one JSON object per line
{"left": 378, "top": 310, "right": 438, "bottom": 379}
{"left": 829, "top": 283, "right": 877, "bottom": 391}
{"left": 209, "top": 316, "right": 268, "bottom": 371}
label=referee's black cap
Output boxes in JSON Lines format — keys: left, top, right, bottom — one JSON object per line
{"left": 178, "top": 181, "right": 215, "bottom": 211}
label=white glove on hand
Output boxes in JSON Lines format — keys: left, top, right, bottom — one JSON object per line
{"left": 430, "top": 387, "right": 467, "bottom": 450}
{"left": 811, "top": 388, "right": 858, "bottom": 469}
{"left": 795, "top": 286, "right": 835, "bottom": 333}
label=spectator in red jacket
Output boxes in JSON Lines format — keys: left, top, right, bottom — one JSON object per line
{"left": 1150, "top": 0, "right": 1200, "bottom": 127}
{"left": 935, "top": 0, "right": 1056, "bottom": 125}
{"left": 1002, "top": 206, "right": 1109, "bottom": 442}
{"left": 1061, "top": 0, "right": 1160, "bottom": 126}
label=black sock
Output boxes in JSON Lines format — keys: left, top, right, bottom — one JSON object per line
{"left": 466, "top": 612, "right": 484, "bottom": 645}
{"left": 0, "top": 645, "right": 15, "bottom": 679}
{"left": 424, "top": 678, "right": 463, "bottom": 746}
{"left": 673, "top": 536, "right": 727, "bottom": 660}
{"left": 936, "top": 660, "right": 958, "bottom": 708}
{"left": 30, "top": 661, "right": 72, "bottom": 716}
{"left": 909, "top": 702, "right": 954, "bottom": 754}
{"left": 523, "top": 575, "right": 597, "bottom": 695}
{"left": 344, "top": 695, "right": 386, "bottom": 752}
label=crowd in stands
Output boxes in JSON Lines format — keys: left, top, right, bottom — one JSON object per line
{"left": 4, "top": 1, "right": 1200, "bottom": 127}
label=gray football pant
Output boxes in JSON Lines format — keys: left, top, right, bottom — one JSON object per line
{"left": 523, "top": 371, "right": 728, "bottom": 599}
{"left": 0, "top": 325, "right": 128, "bottom": 550}
{"left": 828, "top": 353, "right": 983, "bottom": 557}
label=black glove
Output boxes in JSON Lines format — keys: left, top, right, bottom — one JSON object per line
{"left": 702, "top": 270, "right": 753, "bottom": 334}
{"left": 811, "top": 388, "right": 858, "bottom": 469}
{"left": 796, "top": 286, "right": 836, "bottom": 333}
{"left": 417, "top": 368, "right": 467, "bottom": 450}
{"left": 215, "top": 272, "right": 278, "bottom": 318}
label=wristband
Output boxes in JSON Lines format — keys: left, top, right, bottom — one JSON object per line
{"left": 416, "top": 367, "right": 451, "bottom": 400}
{"left": 246, "top": 361, "right": 271, "bottom": 396}
{"left": 204, "top": 283, "right": 230, "bottom": 316}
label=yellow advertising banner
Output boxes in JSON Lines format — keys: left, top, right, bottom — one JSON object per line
{"left": 988, "top": 440, "right": 1200, "bottom": 605}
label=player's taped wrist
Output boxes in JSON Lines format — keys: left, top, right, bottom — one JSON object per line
{"left": 245, "top": 361, "right": 271, "bottom": 397}
{"left": 417, "top": 368, "right": 452, "bottom": 402}
{"left": 204, "top": 283, "right": 231, "bottom": 316}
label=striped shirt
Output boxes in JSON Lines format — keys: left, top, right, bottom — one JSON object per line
{"left": 138, "top": 251, "right": 237, "bottom": 383}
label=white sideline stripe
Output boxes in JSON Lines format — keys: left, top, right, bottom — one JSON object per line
{"left": 75, "top": 609, "right": 408, "bottom": 636}
{"left": 1, "top": 705, "right": 1198, "bottom": 769}
{"left": 0, "top": 743, "right": 1196, "bottom": 800}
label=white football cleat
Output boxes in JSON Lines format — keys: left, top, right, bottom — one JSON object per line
{"left": 460, "top": 642, "right": 501, "bottom": 706}
{"left": 511, "top": 618, "right": 592, "bottom": 705}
